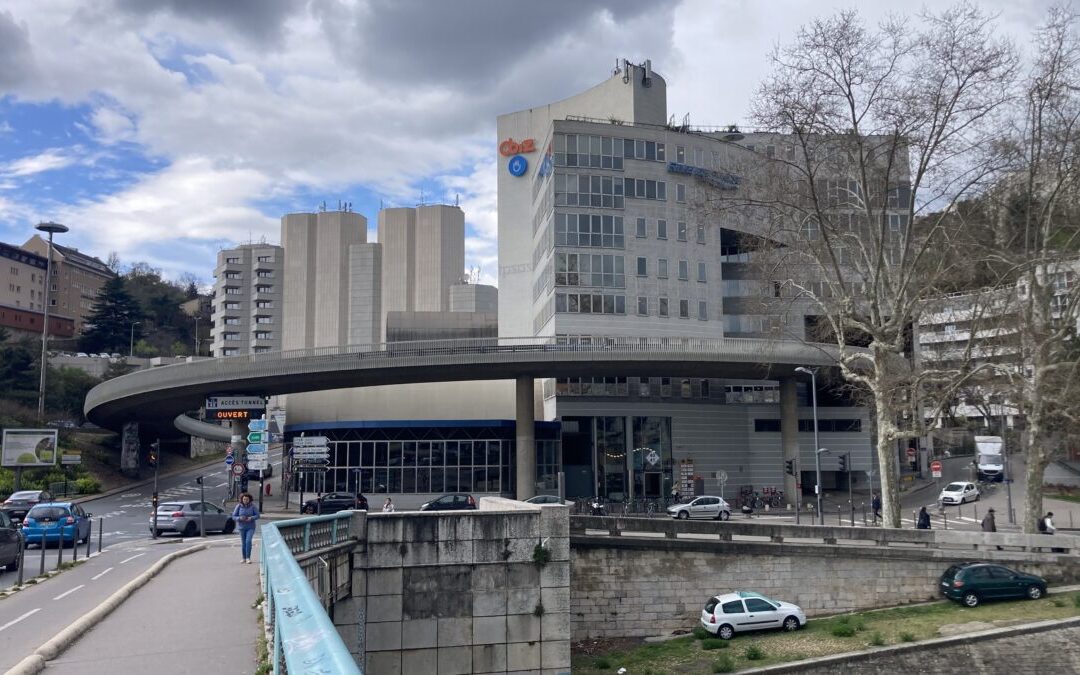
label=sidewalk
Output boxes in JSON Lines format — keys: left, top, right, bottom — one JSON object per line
{"left": 43, "top": 538, "right": 263, "bottom": 675}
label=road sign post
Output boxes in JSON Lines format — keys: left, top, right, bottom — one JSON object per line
{"left": 198, "top": 476, "right": 205, "bottom": 538}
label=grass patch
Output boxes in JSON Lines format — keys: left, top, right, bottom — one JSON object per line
{"left": 869, "top": 631, "right": 885, "bottom": 646}
{"left": 571, "top": 596, "right": 1080, "bottom": 674}
{"left": 254, "top": 605, "right": 271, "bottom": 675}
{"left": 1046, "top": 491, "right": 1080, "bottom": 504}
{"left": 594, "top": 656, "right": 612, "bottom": 669}
{"left": 692, "top": 626, "right": 710, "bottom": 640}
{"left": 744, "top": 645, "right": 764, "bottom": 660}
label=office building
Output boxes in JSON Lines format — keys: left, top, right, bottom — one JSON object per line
{"left": 210, "top": 243, "right": 284, "bottom": 356}
{"left": 21, "top": 235, "right": 114, "bottom": 335}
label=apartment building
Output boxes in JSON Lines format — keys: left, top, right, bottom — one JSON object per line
{"left": 210, "top": 243, "right": 284, "bottom": 356}
{"left": 21, "top": 235, "right": 113, "bottom": 334}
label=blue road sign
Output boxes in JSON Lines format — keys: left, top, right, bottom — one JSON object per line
{"left": 248, "top": 419, "right": 268, "bottom": 432}
{"left": 247, "top": 443, "right": 268, "bottom": 454}
{"left": 225, "top": 455, "right": 234, "bottom": 466}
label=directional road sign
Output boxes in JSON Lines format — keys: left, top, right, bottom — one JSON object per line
{"left": 248, "top": 419, "right": 268, "bottom": 432}
{"left": 232, "top": 463, "right": 246, "bottom": 476}
{"left": 292, "top": 447, "right": 328, "bottom": 455}
{"left": 246, "top": 443, "right": 268, "bottom": 454}
{"left": 247, "top": 432, "right": 265, "bottom": 444}
{"left": 224, "top": 455, "right": 234, "bottom": 466}
{"left": 293, "top": 436, "right": 329, "bottom": 447}
{"left": 247, "top": 456, "right": 269, "bottom": 471}
{"left": 294, "top": 457, "right": 330, "bottom": 466}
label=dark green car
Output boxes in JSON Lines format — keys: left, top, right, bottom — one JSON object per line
{"left": 939, "top": 562, "right": 1046, "bottom": 607}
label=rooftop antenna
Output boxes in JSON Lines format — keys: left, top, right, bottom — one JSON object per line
{"left": 455, "top": 193, "right": 459, "bottom": 207}
{"left": 420, "top": 187, "right": 425, "bottom": 206}
{"left": 613, "top": 57, "right": 621, "bottom": 76}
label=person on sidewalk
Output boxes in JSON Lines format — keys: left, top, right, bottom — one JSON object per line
{"left": 382, "top": 497, "right": 395, "bottom": 513}
{"left": 232, "top": 492, "right": 260, "bottom": 564}
{"left": 916, "top": 506, "right": 931, "bottom": 530}
{"left": 872, "top": 495, "right": 882, "bottom": 523}
{"left": 1040, "top": 511, "right": 1056, "bottom": 534}
{"left": 981, "top": 507, "right": 1002, "bottom": 550}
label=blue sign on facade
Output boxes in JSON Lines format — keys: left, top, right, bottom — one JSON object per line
{"left": 508, "top": 154, "right": 528, "bottom": 177}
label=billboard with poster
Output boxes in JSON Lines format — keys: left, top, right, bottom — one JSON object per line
{"left": 2, "top": 428, "right": 59, "bottom": 467}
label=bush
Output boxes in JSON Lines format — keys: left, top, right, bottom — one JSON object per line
{"left": 692, "top": 626, "right": 710, "bottom": 640}
{"left": 594, "top": 656, "right": 612, "bottom": 670}
{"left": 744, "top": 645, "right": 764, "bottom": 660}
{"left": 74, "top": 477, "right": 100, "bottom": 494}
{"left": 869, "top": 632, "right": 885, "bottom": 646}
{"left": 899, "top": 632, "right": 916, "bottom": 642}
{"left": 1052, "top": 598, "right": 1066, "bottom": 607}
{"left": 702, "top": 638, "right": 729, "bottom": 650}
{"left": 831, "top": 624, "right": 856, "bottom": 637}
{"left": 1073, "top": 594, "right": 1080, "bottom": 608}
{"left": 713, "top": 655, "right": 736, "bottom": 673}
{"left": 851, "top": 617, "right": 867, "bottom": 632}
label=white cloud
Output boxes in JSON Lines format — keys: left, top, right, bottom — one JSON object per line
{"left": 90, "top": 106, "right": 137, "bottom": 144}
{"left": 2, "top": 148, "right": 77, "bottom": 177}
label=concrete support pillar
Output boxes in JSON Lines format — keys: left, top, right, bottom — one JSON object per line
{"left": 121, "top": 421, "right": 140, "bottom": 477}
{"left": 515, "top": 377, "right": 536, "bottom": 500}
{"left": 780, "top": 378, "right": 798, "bottom": 504}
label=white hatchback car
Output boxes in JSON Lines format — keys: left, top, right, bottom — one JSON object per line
{"left": 667, "top": 496, "right": 731, "bottom": 520}
{"left": 701, "top": 591, "right": 806, "bottom": 639}
{"left": 939, "top": 481, "right": 979, "bottom": 505}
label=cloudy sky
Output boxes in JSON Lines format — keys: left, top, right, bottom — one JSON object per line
{"left": 0, "top": 0, "right": 1054, "bottom": 287}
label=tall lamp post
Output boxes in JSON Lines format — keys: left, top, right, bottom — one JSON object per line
{"left": 35, "top": 222, "right": 68, "bottom": 423}
{"left": 26, "top": 222, "right": 68, "bottom": 492}
{"left": 193, "top": 315, "right": 200, "bottom": 356}
{"left": 129, "top": 321, "right": 141, "bottom": 358}
{"left": 795, "top": 367, "right": 825, "bottom": 524}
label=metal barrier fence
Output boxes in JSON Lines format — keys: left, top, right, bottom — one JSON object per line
{"left": 261, "top": 512, "right": 360, "bottom": 675}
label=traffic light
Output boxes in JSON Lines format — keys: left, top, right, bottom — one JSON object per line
{"left": 196, "top": 475, "right": 204, "bottom": 485}
{"left": 785, "top": 459, "right": 796, "bottom": 476}
{"left": 838, "top": 453, "right": 848, "bottom": 473}
{"left": 148, "top": 440, "right": 159, "bottom": 468}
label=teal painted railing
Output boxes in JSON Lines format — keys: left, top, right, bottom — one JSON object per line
{"left": 261, "top": 512, "right": 360, "bottom": 675}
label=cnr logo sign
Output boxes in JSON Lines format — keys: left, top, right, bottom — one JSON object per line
{"left": 499, "top": 138, "right": 536, "bottom": 156}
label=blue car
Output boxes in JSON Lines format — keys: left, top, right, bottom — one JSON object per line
{"left": 21, "top": 502, "right": 92, "bottom": 547}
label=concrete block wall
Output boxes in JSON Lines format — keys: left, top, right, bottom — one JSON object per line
{"left": 342, "top": 498, "right": 571, "bottom": 675}
{"left": 571, "top": 542, "right": 1080, "bottom": 640}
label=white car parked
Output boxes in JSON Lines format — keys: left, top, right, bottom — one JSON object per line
{"left": 701, "top": 591, "right": 807, "bottom": 639}
{"left": 667, "top": 496, "right": 731, "bottom": 520}
{"left": 939, "top": 481, "right": 979, "bottom": 505}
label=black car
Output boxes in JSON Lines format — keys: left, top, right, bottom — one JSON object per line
{"left": 0, "top": 510, "right": 22, "bottom": 571}
{"left": 939, "top": 562, "right": 1047, "bottom": 607}
{"left": 302, "top": 492, "right": 368, "bottom": 515}
{"left": 2, "top": 490, "right": 53, "bottom": 521}
{"left": 419, "top": 493, "right": 478, "bottom": 511}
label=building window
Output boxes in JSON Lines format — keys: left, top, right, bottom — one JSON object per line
{"left": 255, "top": 285, "right": 273, "bottom": 293}
{"left": 255, "top": 316, "right": 274, "bottom": 324}
{"left": 256, "top": 270, "right": 274, "bottom": 278}
{"left": 677, "top": 222, "right": 687, "bottom": 241}
{"left": 225, "top": 272, "right": 241, "bottom": 280}
{"left": 754, "top": 419, "right": 782, "bottom": 432}
{"left": 676, "top": 146, "right": 685, "bottom": 163}
{"left": 623, "top": 177, "right": 667, "bottom": 201}
{"left": 226, "top": 257, "right": 240, "bottom": 264}
{"left": 697, "top": 262, "right": 707, "bottom": 283}
{"left": 554, "top": 213, "right": 624, "bottom": 248}
{"left": 657, "top": 220, "right": 668, "bottom": 239}
{"left": 679, "top": 260, "right": 689, "bottom": 280}
{"left": 256, "top": 300, "right": 273, "bottom": 308}
{"left": 555, "top": 252, "right": 625, "bottom": 288}
{"left": 658, "top": 258, "right": 668, "bottom": 279}
{"left": 679, "top": 299, "right": 689, "bottom": 319}
{"left": 224, "top": 301, "right": 241, "bottom": 310}
{"left": 659, "top": 297, "right": 669, "bottom": 318}
{"left": 222, "top": 348, "right": 239, "bottom": 356}
{"left": 554, "top": 172, "right": 624, "bottom": 209}
{"left": 623, "top": 138, "right": 666, "bottom": 162}
{"left": 636, "top": 218, "right": 647, "bottom": 238}
{"left": 676, "top": 183, "right": 686, "bottom": 203}
{"left": 555, "top": 133, "right": 625, "bottom": 170}
{"left": 696, "top": 224, "right": 706, "bottom": 244}
{"left": 255, "top": 331, "right": 272, "bottom": 340}
{"left": 636, "top": 257, "right": 648, "bottom": 277}
{"left": 257, "top": 255, "right": 273, "bottom": 263}
{"left": 698, "top": 300, "right": 707, "bottom": 320}
{"left": 553, "top": 292, "right": 626, "bottom": 315}
{"left": 637, "top": 296, "right": 648, "bottom": 315}
{"left": 225, "top": 287, "right": 241, "bottom": 295}
{"left": 224, "top": 318, "right": 240, "bottom": 326}
{"left": 224, "top": 332, "right": 240, "bottom": 341}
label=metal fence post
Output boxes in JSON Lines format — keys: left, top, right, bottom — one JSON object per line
{"left": 97, "top": 517, "right": 103, "bottom": 553}
{"left": 72, "top": 529, "right": 78, "bottom": 563}
{"left": 16, "top": 533, "right": 25, "bottom": 586}
{"left": 39, "top": 532, "right": 46, "bottom": 575}
{"left": 57, "top": 531, "right": 64, "bottom": 569}
{"left": 86, "top": 521, "right": 92, "bottom": 558}
{"left": 943, "top": 511, "right": 948, "bottom": 530}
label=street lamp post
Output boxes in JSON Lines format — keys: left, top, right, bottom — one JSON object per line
{"left": 129, "top": 321, "right": 141, "bottom": 357}
{"left": 796, "top": 367, "right": 825, "bottom": 524}
{"left": 193, "top": 316, "right": 200, "bottom": 356}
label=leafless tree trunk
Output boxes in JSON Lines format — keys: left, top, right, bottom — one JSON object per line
{"left": 714, "top": 6, "right": 1016, "bottom": 526}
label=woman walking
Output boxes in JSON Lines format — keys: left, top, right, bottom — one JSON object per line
{"left": 232, "top": 492, "right": 260, "bottom": 564}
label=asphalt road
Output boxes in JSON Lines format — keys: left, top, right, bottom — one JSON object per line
{"left": 1, "top": 449, "right": 283, "bottom": 591}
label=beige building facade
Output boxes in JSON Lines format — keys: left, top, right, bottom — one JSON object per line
{"left": 210, "top": 243, "right": 284, "bottom": 356}
{"left": 22, "top": 235, "right": 114, "bottom": 335}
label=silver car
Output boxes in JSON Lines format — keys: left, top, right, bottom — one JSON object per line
{"left": 150, "top": 501, "right": 235, "bottom": 536}
{"left": 668, "top": 496, "right": 731, "bottom": 520}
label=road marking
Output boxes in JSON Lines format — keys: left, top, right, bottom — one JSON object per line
{"left": 214, "top": 482, "right": 228, "bottom": 488}
{"left": 91, "top": 567, "right": 114, "bottom": 580}
{"left": 53, "top": 584, "right": 85, "bottom": 600}
{"left": 119, "top": 553, "right": 146, "bottom": 564}
{"left": 0, "top": 608, "right": 41, "bottom": 632}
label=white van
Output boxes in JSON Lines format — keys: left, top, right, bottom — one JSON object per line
{"left": 974, "top": 436, "right": 1004, "bottom": 482}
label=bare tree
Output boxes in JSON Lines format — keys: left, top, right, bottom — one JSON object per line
{"left": 713, "top": 5, "right": 1017, "bottom": 526}
{"left": 968, "top": 6, "right": 1080, "bottom": 531}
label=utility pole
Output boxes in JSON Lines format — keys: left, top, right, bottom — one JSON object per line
{"left": 1002, "top": 408, "right": 1014, "bottom": 525}
{"left": 150, "top": 439, "right": 160, "bottom": 538}
{"left": 196, "top": 475, "right": 206, "bottom": 537}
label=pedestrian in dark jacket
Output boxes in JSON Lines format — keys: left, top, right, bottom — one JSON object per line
{"left": 872, "top": 495, "right": 882, "bottom": 523}
{"left": 981, "top": 508, "right": 997, "bottom": 532}
{"left": 917, "top": 506, "right": 931, "bottom": 530}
